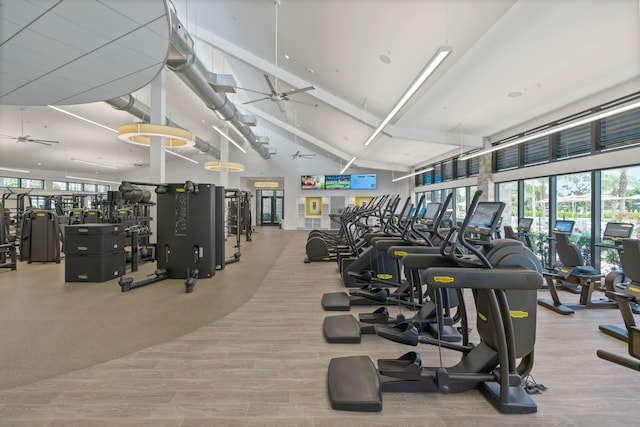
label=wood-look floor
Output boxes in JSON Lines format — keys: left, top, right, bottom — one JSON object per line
{"left": 1, "top": 228, "right": 640, "bottom": 426}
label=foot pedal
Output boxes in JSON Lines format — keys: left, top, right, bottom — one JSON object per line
{"left": 327, "top": 356, "right": 382, "bottom": 412}
{"left": 322, "top": 292, "right": 351, "bottom": 311}
{"left": 323, "top": 315, "right": 361, "bottom": 343}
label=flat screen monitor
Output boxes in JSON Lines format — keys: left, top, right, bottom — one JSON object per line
{"left": 517, "top": 218, "right": 533, "bottom": 232}
{"left": 602, "top": 222, "right": 634, "bottom": 240}
{"left": 553, "top": 220, "right": 575, "bottom": 234}
{"left": 324, "top": 174, "right": 350, "bottom": 189}
{"left": 301, "top": 175, "right": 325, "bottom": 190}
{"left": 424, "top": 203, "right": 441, "bottom": 221}
{"left": 350, "top": 174, "right": 376, "bottom": 189}
{"left": 467, "top": 202, "right": 505, "bottom": 235}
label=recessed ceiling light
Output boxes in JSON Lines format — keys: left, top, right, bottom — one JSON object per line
{"left": 508, "top": 91, "right": 523, "bottom": 98}
{"left": 379, "top": 54, "right": 391, "bottom": 64}
{"left": 284, "top": 54, "right": 290, "bottom": 60}
{"left": 305, "top": 67, "right": 314, "bottom": 74}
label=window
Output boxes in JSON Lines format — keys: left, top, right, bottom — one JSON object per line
{"left": 600, "top": 166, "right": 640, "bottom": 274}
{"left": 523, "top": 136, "right": 549, "bottom": 166}
{"left": 0, "top": 177, "right": 19, "bottom": 188}
{"left": 68, "top": 182, "right": 83, "bottom": 191}
{"left": 523, "top": 178, "right": 550, "bottom": 263}
{"left": 467, "top": 157, "right": 479, "bottom": 176}
{"left": 497, "top": 181, "right": 518, "bottom": 229}
{"left": 83, "top": 184, "right": 97, "bottom": 192}
{"left": 555, "top": 123, "right": 591, "bottom": 160}
{"left": 442, "top": 161, "right": 453, "bottom": 182}
{"left": 556, "top": 172, "right": 592, "bottom": 262}
{"left": 21, "top": 179, "right": 44, "bottom": 189}
{"left": 495, "top": 145, "right": 519, "bottom": 171}
{"left": 97, "top": 185, "right": 110, "bottom": 192}
{"left": 52, "top": 181, "right": 68, "bottom": 191}
{"left": 599, "top": 107, "right": 640, "bottom": 152}
{"left": 455, "top": 159, "right": 467, "bottom": 179}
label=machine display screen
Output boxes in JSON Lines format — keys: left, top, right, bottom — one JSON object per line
{"left": 603, "top": 222, "right": 634, "bottom": 240}
{"left": 553, "top": 220, "right": 575, "bottom": 234}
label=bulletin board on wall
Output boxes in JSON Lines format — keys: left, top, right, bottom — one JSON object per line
{"left": 355, "top": 196, "right": 373, "bottom": 207}
{"left": 305, "top": 196, "right": 322, "bottom": 217}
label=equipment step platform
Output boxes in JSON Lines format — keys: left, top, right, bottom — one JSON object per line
{"left": 327, "top": 356, "right": 382, "bottom": 412}
{"left": 323, "top": 315, "right": 362, "bottom": 343}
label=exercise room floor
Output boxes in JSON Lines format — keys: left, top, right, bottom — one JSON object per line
{"left": 1, "top": 227, "right": 639, "bottom": 426}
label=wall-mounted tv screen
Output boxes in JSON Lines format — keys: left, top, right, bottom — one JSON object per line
{"left": 350, "top": 174, "right": 376, "bottom": 189}
{"left": 325, "top": 174, "right": 351, "bottom": 189}
{"left": 301, "top": 175, "right": 325, "bottom": 190}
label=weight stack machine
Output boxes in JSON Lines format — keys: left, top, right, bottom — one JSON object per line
{"left": 119, "top": 182, "right": 218, "bottom": 293}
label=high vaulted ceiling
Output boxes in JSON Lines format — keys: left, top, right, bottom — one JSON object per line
{"left": 1, "top": 0, "right": 639, "bottom": 179}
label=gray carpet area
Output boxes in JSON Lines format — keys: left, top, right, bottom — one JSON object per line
{"left": 0, "top": 226, "right": 291, "bottom": 390}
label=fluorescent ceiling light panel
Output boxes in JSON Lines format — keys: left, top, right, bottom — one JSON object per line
{"left": 392, "top": 167, "right": 434, "bottom": 182}
{"left": 212, "top": 125, "right": 247, "bottom": 153}
{"left": 166, "top": 150, "right": 199, "bottom": 164}
{"left": 48, "top": 105, "right": 117, "bottom": 133}
{"left": 460, "top": 100, "right": 640, "bottom": 161}
{"left": 71, "top": 158, "right": 117, "bottom": 169}
{"left": 364, "top": 46, "right": 452, "bottom": 146}
{"left": 0, "top": 166, "right": 30, "bottom": 173}
{"left": 340, "top": 157, "right": 356, "bottom": 174}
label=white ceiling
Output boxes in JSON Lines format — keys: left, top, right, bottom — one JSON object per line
{"left": 0, "top": 0, "right": 639, "bottom": 180}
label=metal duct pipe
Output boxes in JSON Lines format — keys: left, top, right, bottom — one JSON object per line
{"left": 164, "top": 9, "right": 270, "bottom": 159}
{"left": 106, "top": 95, "right": 220, "bottom": 157}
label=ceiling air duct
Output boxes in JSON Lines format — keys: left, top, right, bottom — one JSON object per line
{"left": 164, "top": 7, "right": 270, "bottom": 159}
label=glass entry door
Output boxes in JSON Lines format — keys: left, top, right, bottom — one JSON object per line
{"left": 258, "top": 190, "right": 284, "bottom": 225}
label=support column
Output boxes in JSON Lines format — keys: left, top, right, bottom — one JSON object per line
{"left": 149, "top": 70, "right": 166, "bottom": 183}
{"left": 477, "top": 152, "right": 494, "bottom": 201}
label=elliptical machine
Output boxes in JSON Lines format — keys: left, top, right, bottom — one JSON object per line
{"left": 327, "top": 191, "right": 544, "bottom": 414}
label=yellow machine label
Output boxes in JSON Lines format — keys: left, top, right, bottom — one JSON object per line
{"left": 474, "top": 226, "right": 480, "bottom": 232}
{"left": 394, "top": 251, "right": 408, "bottom": 257}
{"left": 176, "top": 188, "right": 185, "bottom": 193}
{"left": 433, "top": 276, "right": 454, "bottom": 283}
{"left": 510, "top": 310, "right": 529, "bottom": 319}
{"left": 323, "top": 257, "right": 330, "bottom": 261}
{"left": 478, "top": 312, "right": 487, "bottom": 322}
{"left": 88, "top": 211, "right": 95, "bottom": 215}
{"left": 560, "top": 268, "right": 569, "bottom": 273}
{"left": 628, "top": 286, "right": 640, "bottom": 293}
{"left": 119, "top": 210, "right": 128, "bottom": 215}
{"left": 36, "top": 213, "right": 45, "bottom": 217}
{"left": 377, "top": 273, "right": 393, "bottom": 280}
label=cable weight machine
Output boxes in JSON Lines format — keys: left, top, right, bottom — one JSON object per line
{"left": 118, "top": 180, "right": 221, "bottom": 293}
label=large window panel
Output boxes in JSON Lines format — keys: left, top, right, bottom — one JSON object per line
{"left": 497, "top": 181, "right": 518, "bottom": 228}
{"left": 523, "top": 178, "right": 550, "bottom": 263}
{"left": 600, "top": 166, "right": 640, "bottom": 273}
{"left": 556, "top": 172, "right": 592, "bottom": 263}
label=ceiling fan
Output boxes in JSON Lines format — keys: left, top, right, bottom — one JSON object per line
{"left": 236, "top": 0, "right": 318, "bottom": 113}
{"left": 0, "top": 109, "right": 59, "bottom": 146}
{"left": 238, "top": 74, "right": 317, "bottom": 113}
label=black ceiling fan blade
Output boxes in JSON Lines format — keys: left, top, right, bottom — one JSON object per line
{"left": 243, "top": 97, "right": 270, "bottom": 105}
{"left": 0, "top": 135, "right": 16, "bottom": 140}
{"left": 264, "top": 74, "right": 278, "bottom": 95}
{"left": 284, "top": 86, "right": 315, "bottom": 96}
{"left": 30, "top": 140, "right": 53, "bottom": 146}
{"left": 234, "top": 86, "right": 271, "bottom": 96}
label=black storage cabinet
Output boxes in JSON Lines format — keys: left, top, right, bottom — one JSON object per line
{"left": 65, "top": 224, "right": 126, "bottom": 282}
